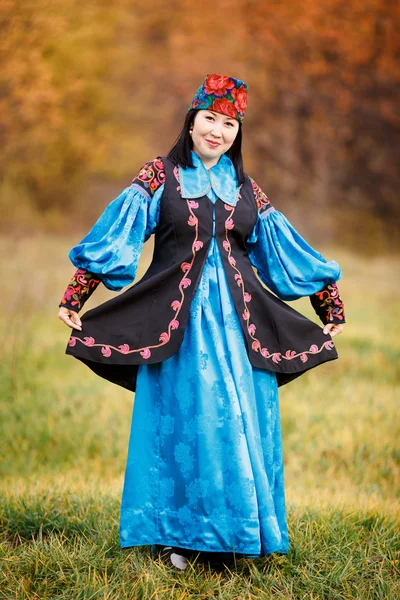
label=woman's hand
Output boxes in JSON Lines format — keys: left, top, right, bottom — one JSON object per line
{"left": 323, "top": 323, "right": 344, "bottom": 337}
{"left": 58, "top": 306, "right": 82, "bottom": 331}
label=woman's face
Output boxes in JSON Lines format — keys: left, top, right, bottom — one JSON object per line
{"left": 191, "top": 110, "right": 239, "bottom": 165}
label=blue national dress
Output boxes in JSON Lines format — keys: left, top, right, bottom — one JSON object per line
{"left": 67, "top": 150, "right": 342, "bottom": 557}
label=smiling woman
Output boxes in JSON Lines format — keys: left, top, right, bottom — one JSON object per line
{"left": 58, "top": 73, "right": 345, "bottom": 571}
{"left": 190, "top": 111, "right": 239, "bottom": 168}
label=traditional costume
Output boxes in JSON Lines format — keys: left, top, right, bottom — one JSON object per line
{"left": 60, "top": 74, "right": 345, "bottom": 557}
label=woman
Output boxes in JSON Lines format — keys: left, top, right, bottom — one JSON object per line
{"left": 58, "top": 74, "right": 345, "bottom": 570}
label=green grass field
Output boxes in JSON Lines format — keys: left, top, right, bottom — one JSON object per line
{"left": 0, "top": 236, "right": 399, "bottom": 599}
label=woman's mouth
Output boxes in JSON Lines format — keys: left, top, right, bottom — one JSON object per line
{"left": 205, "top": 139, "right": 221, "bottom": 148}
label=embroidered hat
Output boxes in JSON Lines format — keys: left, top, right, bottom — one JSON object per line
{"left": 188, "top": 73, "right": 248, "bottom": 123}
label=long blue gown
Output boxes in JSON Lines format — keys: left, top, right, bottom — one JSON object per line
{"left": 68, "top": 151, "right": 342, "bottom": 557}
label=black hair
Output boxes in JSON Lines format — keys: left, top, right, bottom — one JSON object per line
{"left": 166, "top": 109, "right": 245, "bottom": 185}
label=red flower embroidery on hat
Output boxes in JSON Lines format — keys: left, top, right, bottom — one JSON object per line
{"left": 211, "top": 97, "right": 238, "bottom": 120}
{"left": 204, "top": 74, "right": 235, "bottom": 96}
{"left": 189, "top": 74, "right": 248, "bottom": 123}
{"left": 231, "top": 85, "right": 247, "bottom": 115}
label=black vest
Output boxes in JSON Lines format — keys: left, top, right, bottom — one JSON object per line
{"left": 65, "top": 156, "right": 338, "bottom": 390}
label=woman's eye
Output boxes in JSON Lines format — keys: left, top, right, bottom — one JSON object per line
{"left": 206, "top": 116, "right": 214, "bottom": 121}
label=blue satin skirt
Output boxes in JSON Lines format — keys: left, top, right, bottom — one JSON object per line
{"left": 119, "top": 237, "right": 289, "bottom": 556}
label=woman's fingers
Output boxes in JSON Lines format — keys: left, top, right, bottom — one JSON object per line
{"left": 69, "top": 311, "right": 82, "bottom": 330}
{"left": 58, "top": 308, "right": 82, "bottom": 330}
{"left": 323, "top": 323, "right": 344, "bottom": 337}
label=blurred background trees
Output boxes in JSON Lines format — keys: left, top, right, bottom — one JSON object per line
{"left": 1, "top": 0, "right": 399, "bottom": 252}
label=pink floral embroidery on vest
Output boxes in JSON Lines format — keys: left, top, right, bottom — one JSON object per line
{"left": 68, "top": 168, "right": 202, "bottom": 359}
{"left": 222, "top": 202, "right": 335, "bottom": 364}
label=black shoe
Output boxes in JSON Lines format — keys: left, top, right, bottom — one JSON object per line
{"left": 198, "top": 551, "right": 241, "bottom": 570}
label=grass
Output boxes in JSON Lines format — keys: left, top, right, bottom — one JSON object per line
{"left": 0, "top": 235, "right": 399, "bottom": 599}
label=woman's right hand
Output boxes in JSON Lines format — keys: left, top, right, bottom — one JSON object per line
{"left": 58, "top": 306, "right": 82, "bottom": 331}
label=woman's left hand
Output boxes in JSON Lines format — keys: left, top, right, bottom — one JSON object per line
{"left": 323, "top": 323, "right": 344, "bottom": 337}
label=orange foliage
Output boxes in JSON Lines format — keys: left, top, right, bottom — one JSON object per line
{"left": 0, "top": 0, "right": 399, "bottom": 250}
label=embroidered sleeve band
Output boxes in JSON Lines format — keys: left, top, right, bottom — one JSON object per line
{"left": 310, "top": 282, "right": 346, "bottom": 324}
{"left": 134, "top": 158, "right": 166, "bottom": 197}
{"left": 59, "top": 268, "right": 101, "bottom": 313}
{"left": 248, "top": 176, "right": 275, "bottom": 218}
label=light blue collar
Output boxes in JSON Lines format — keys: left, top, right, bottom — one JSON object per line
{"left": 178, "top": 150, "right": 240, "bottom": 206}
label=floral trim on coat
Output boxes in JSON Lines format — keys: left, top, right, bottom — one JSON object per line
{"left": 67, "top": 200, "right": 203, "bottom": 358}
{"left": 310, "top": 283, "right": 346, "bottom": 324}
{"left": 60, "top": 160, "right": 167, "bottom": 313}
{"left": 222, "top": 201, "right": 335, "bottom": 365}
{"left": 59, "top": 268, "right": 101, "bottom": 312}
{"left": 67, "top": 166, "right": 203, "bottom": 358}
{"left": 248, "top": 178, "right": 345, "bottom": 326}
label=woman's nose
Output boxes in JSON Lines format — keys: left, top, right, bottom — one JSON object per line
{"left": 210, "top": 126, "right": 222, "bottom": 137}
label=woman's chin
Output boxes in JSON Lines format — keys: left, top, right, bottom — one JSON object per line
{"left": 201, "top": 146, "right": 224, "bottom": 159}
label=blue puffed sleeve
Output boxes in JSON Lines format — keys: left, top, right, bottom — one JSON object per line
{"left": 246, "top": 210, "right": 342, "bottom": 301}
{"left": 68, "top": 183, "right": 164, "bottom": 291}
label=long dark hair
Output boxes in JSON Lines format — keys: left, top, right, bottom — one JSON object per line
{"left": 166, "top": 109, "right": 245, "bottom": 185}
